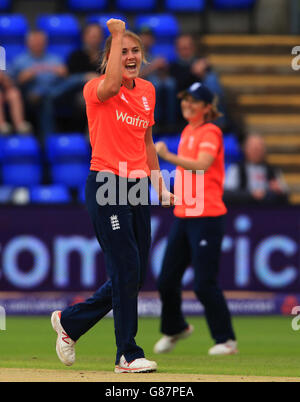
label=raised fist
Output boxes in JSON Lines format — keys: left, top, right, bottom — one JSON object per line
{"left": 106, "top": 19, "right": 126, "bottom": 36}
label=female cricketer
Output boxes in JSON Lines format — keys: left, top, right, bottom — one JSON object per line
{"left": 154, "top": 82, "right": 237, "bottom": 356}
{"left": 51, "top": 19, "right": 174, "bottom": 373}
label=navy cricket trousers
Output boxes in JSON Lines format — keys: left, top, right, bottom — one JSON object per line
{"left": 157, "top": 216, "right": 236, "bottom": 344}
{"left": 61, "top": 171, "right": 151, "bottom": 364}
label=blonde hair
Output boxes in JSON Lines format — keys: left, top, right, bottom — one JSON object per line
{"left": 204, "top": 96, "right": 223, "bottom": 122}
{"left": 99, "top": 30, "right": 147, "bottom": 74}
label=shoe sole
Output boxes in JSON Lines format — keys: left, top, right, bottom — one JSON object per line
{"left": 114, "top": 367, "right": 157, "bottom": 374}
{"left": 51, "top": 311, "right": 74, "bottom": 367}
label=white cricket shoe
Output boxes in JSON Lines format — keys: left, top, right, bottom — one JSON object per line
{"left": 208, "top": 340, "right": 238, "bottom": 356}
{"left": 51, "top": 310, "right": 76, "bottom": 366}
{"left": 153, "top": 324, "right": 194, "bottom": 354}
{"left": 115, "top": 355, "right": 157, "bottom": 373}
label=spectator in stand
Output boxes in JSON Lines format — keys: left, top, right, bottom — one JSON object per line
{"left": 170, "top": 34, "right": 227, "bottom": 130}
{"left": 224, "top": 133, "right": 289, "bottom": 205}
{"left": 139, "top": 27, "right": 177, "bottom": 131}
{"left": 11, "top": 30, "right": 67, "bottom": 138}
{"left": 41, "top": 23, "right": 103, "bottom": 135}
{"left": 67, "top": 23, "right": 103, "bottom": 75}
{"left": 0, "top": 71, "right": 32, "bottom": 135}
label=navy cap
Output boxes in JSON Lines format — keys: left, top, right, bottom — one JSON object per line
{"left": 179, "top": 82, "right": 214, "bottom": 104}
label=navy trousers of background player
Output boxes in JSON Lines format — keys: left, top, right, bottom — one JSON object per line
{"left": 61, "top": 171, "right": 151, "bottom": 364}
{"left": 157, "top": 216, "right": 236, "bottom": 344}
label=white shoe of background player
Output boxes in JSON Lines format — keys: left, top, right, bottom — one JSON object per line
{"left": 153, "top": 324, "right": 194, "bottom": 354}
{"left": 115, "top": 355, "right": 157, "bottom": 373}
{"left": 51, "top": 310, "right": 76, "bottom": 366}
{"left": 208, "top": 340, "right": 238, "bottom": 356}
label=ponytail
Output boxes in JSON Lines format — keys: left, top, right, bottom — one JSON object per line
{"left": 204, "top": 96, "right": 223, "bottom": 122}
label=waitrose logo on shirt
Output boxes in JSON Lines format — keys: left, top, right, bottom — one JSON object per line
{"left": 116, "top": 110, "right": 150, "bottom": 129}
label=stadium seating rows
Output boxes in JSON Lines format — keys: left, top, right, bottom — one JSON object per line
{"left": 0, "top": 0, "right": 257, "bottom": 62}
{"left": 0, "top": 133, "right": 242, "bottom": 203}
{"left": 0, "top": 13, "right": 180, "bottom": 61}
{"left": 0, "top": 0, "right": 249, "bottom": 203}
{"left": 64, "top": 0, "right": 255, "bottom": 12}
{"left": 0, "top": 0, "right": 257, "bottom": 50}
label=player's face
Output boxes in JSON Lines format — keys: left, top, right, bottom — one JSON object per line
{"left": 181, "top": 96, "right": 211, "bottom": 124}
{"left": 121, "top": 36, "right": 142, "bottom": 81}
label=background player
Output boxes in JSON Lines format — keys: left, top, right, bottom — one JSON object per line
{"left": 154, "top": 82, "right": 237, "bottom": 356}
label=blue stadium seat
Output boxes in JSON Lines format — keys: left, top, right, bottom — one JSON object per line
{"left": 2, "top": 163, "right": 42, "bottom": 186}
{"left": 0, "top": 0, "right": 11, "bottom": 11}
{"left": 0, "top": 15, "right": 28, "bottom": 62}
{"left": 51, "top": 163, "right": 90, "bottom": 188}
{"left": 46, "top": 133, "right": 90, "bottom": 162}
{"left": 37, "top": 15, "right": 80, "bottom": 58}
{"left": 151, "top": 43, "right": 177, "bottom": 62}
{"left": 213, "top": 0, "right": 256, "bottom": 10}
{"left": 30, "top": 185, "right": 71, "bottom": 203}
{"left": 0, "top": 14, "right": 28, "bottom": 36}
{"left": 165, "top": 0, "right": 206, "bottom": 12}
{"left": 46, "top": 134, "right": 90, "bottom": 188}
{"left": 37, "top": 14, "right": 80, "bottom": 41}
{"left": 68, "top": 0, "right": 108, "bottom": 11}
{"left": 135, "top": 14, "right": 179, "bottom": 40}
{"left": 3, "top": 45, "right": 27, "bottom": 64}
{"left": 116, "top": 0, "right": 156, "bottom": 12}
{"left": 1, "top": 136, "right": 42, "bottom": 187}
{"left": 2, "top": 136, "right": 41, "bottom": 161}
{"left": 223, "top": 134, "right": 242, "bottom": 166}
{"left": 86, "top": 14, "right": 128, "bottom": 38}
{"left": 0, "top": 15, "right": 28, "bottom": 40}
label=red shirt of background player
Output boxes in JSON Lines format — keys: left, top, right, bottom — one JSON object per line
{"left": 174, "top": 122, "right": 227, "bottom": 218}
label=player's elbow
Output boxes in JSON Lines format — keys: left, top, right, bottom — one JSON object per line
{"left": 97, "top": 82, "right": 121, "bottom": 101}
{"left": 107, "top": 84, "right": 121, "bottom": 97}
{"left": 194, "top": 162, "right": 208, "bottom": 173}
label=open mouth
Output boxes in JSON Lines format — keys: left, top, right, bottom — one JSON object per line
{"left": 125, "top": 62, "right": 137, "bottom": 72}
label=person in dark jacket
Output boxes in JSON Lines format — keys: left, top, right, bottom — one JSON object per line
{"left": 224, "top": 134, "right": 289, "bottom": 205}
{"left": 169, "top": 34, "right": 227, "bottom": 130}
{"left": 67, "top": 23, "right": 103, "bottom": 75}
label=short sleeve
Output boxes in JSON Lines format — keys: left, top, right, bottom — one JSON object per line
{"left": 198, "top": 128, "right": 221, "bottom": 158}
{"left": 83, "top": 78, "right": 102, "bottom": 105}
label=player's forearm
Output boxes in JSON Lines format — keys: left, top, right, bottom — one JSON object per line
{"left": 102, "top": 34, "right": 123, "bottom": 95}
{"left": 164, "top": 152, "right": 206, "bottom": 173}
{"left": 146, "top": 142, "right": 168, "bottom": 195}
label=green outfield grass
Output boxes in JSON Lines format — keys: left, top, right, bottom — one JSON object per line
{"left": 0, "top": 316, "right": 299, "bottom": 377}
